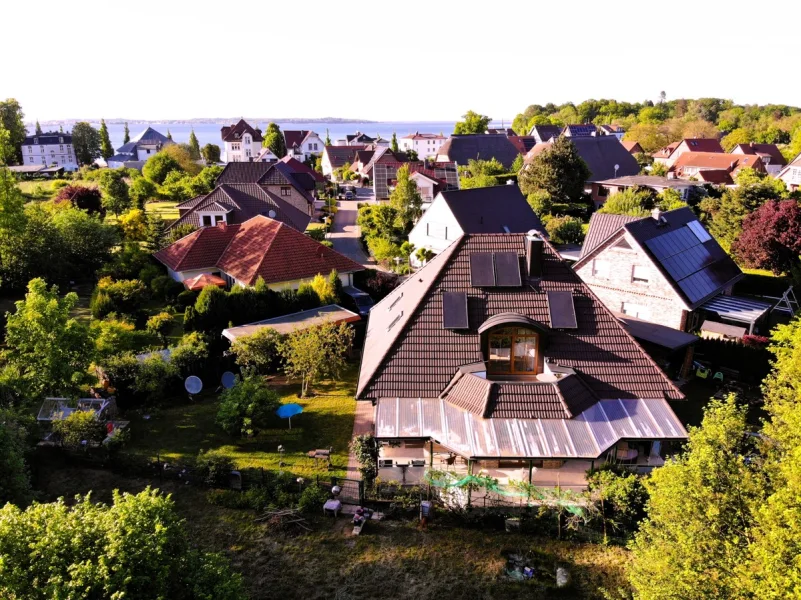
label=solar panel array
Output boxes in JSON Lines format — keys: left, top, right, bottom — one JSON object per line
{"left": 470, "top": 253, "right": 495, "bottom": 286}
{"left": 442, "top": 291, "right": 469, "bottom": 329}
{"left": 433, "top": 164, "right": 460, "bottom": 190}
{"left": 644, "top": 225, "right": 732, "bottom": 304}
{"left": 687, "top": 220, "right": 712, "bottom": 243}
{"left": 373, "top": 163, "right": 398, "bottom": 199}
{"left": 494, "top": 252, "right": 522, "bottom": 287}
{"left": 547, "top": 291, "right": 578, "bottom": 329}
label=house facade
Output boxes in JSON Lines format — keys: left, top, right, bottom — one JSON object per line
{"left": 284, "top": 130, "right": 325, "bottom": 162}
{"left": 573, "top": 208, "right": 744, "bottom": 332}
{"left": 399, "top": 132, "right": 447, "bottom": 160}
{"left": 357, "top": 231, "right": 688, "bottom": 495}
{"left": 321, "top": 145, "right": 364, "bottom": 178}
{"left": 669, "top": 151, "right": 765, "bottom": 184}
{"left": 107, "top": 127, "right": 173, "bottom": 169}
{"left": 21, "top": 131, "right": 78, "bottom": 171}
{"left": 777, "top": 154, "right": 801, "bottom": 191}
{"left": 730, "top": 143, "right": 787, "bottom": 176}
{"left": 221, "top": 119, "right": 263, "bottom": 163}
{"left": 590, "top": 175, "right": 704, "bottom": 208}
{"left": 652, "top": 138, "right": 723, "bottom": 168}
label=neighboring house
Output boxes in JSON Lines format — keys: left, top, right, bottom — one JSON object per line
{"left": 652, "top": 138, "right": 723, "bottom": 168}
{"left": 669, "top": 152, "right": 765, "bottom": 184}
{"left": 573, "top": 208, "right": 771, "bottom": 337}
{"left": 21, "top": 131, "right": 78, "bottom": 171}
{"left": 408, "top": 185, "right": 543, "bottom": 265}
{"left": 279, "top": 155, "right": 325, "bottom": 185}
{"left": 171, "top": 161, "right": 317, "bottom": 230}
{"left": 527, "top": 125, "right": 562, "bottom": 143}
{"left": 621, "top": 140, "right": 644, "bottom": 154}
{"left": 508, "top": 135, "right": 538, "bottom": 156}
{"left": 357, "top": 230, "right": 688, "bottom": 493}
{"left": 283, "top": 130, "right": 325, "bottom": 162}
{"left": 321, "top": 145, "right": 365, "bottom": 178}
{"left": 486, "top": 128, "right": 515, "bottom": 135}
{"left": 562, "top": 124, "right": 598, "bottom": 137}
{"left": 335, "top": 131, "right": 382, "bottom": 146}
{"left": 408, "top": 163, "right": 459, "bottom": 206}
{"left": 361, "top": 147, "right": 410, "bottom": 180}
{"left": 155, "top": 215, "right": 362, "bottom": 289}
{"left": 525, "top": 136, "right": 640, "bottom": 193}
{"left": 777, "top": 153, "right": 801, "bottom": 191}
{"left": 107, "top": 127, "right": 173, "bottom": 169}
{"left": 590, "top": 175, "right": 704, "bottom": 208}
{"left": 729, "top": 143, "right": 787, "bottom": 175}
{"left": 436, "top": 134, "right": 520, "bottom": 169}
{"left": 599, "top": 124, "right": 625, "bottom": 140}
{"left": 349, "top": 150, "right": 375, "bottom": 177}
{"left": 220, "top": 119, "right": 263, "bottom": 163}
{"left": 399, "top": 132, "right": 447, "bottom": 159}
{"left": 253, "top": 147, "right": 279, "bottom": 162}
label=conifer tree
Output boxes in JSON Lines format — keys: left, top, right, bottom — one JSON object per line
{"left": 35, "top": 120, "right": 42, "bottom": 135}
{"left": 99, "top": 118, "right": 114, "bottom": 161}
{"left": 188, "top": 128, "right": 201, "bottom": 159}
{"left": 123, "top": 122, "right": 130, "bottom": 144}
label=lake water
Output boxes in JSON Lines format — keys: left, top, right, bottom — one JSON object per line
{"left": 91, "top": 120, "right": 509, "bottom": 152}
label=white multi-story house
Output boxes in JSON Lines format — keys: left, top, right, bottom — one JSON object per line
{"left": 107, "top": 127, "right": 173, "bottom": 169}
{"left": 21, "top": 131, "right": 78, "bottom": 171}
{"left": 777, "top": 153, "right": 801, "bottom": 192}
{"left": 399, "top": 132, "right": 446, "bottom": 159}
{"left": 283, "top": 130, "right": 325, "bottom": 162}
{"left": 221, "top": 119, "right": 263, "bottom": 163}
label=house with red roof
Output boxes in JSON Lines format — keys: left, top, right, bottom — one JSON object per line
{"left": 220, "top": 119, "right": 263, "bottom": 163}
{"left": 669, "top": 151, "right": 765, "bottom": 184}
{"left": 729, "top": 143, "right": 787, "bottom": 175}
{"left": 652, "top": 138, "right": 723, "bottom": 168}
{"left": 283, "top": 130, "right": 325, "bottom": 162}
{"left": 621, "top": 140, "right": 644, "bottom": 154}
{"left": 154, "top": 216, "right": 363, "bottom": 289}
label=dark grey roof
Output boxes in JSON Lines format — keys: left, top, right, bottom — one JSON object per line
{"left": 577, "top": 208, "right": 744, "bottom": 309}
{"left": 437, "top": 134, "right": 520, "bottom": 169}
{"left": 580, "top": 213, "right": 640, "bottom": 258}
{"left": 22, "top": 132, "right": 72, "bottom": 145}
{"left": 528, "top": 125, "right": 562, "bottom": 143}
{"left": 324, "top": 145, "right": 363, "bottom": 168}
{"left": 107, "top": 153, "right": 134, "bottom": 163}
{"left": 130, "top": 126, "right": 171, "bottom": 145}
{"left": 216, "top": 161, "right": 275, "bottom": 184}
{"left": 437, "top": 185, "right": 544, "bottom": 234}
{"left": 616, "top": 313, "right": 698, "bottom": 351}
{"left": 568, "top": 136, "right": 640, "bottom": 181}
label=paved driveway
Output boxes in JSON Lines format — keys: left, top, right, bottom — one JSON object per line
{"left": 329, "top": 188, "right": 386, "bottom": 270}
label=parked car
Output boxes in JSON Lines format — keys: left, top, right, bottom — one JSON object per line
{"left": 344, "top": 190, "right": 354, "bottom": 200}
{"left": 342, "top": 286, "right": 374, "bottom": 317}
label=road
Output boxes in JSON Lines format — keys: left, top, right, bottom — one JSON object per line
{"left": 329, "top": 187, "right": 387, "bottom": 270}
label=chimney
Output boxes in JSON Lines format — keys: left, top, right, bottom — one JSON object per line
{"left": 651, "top": 208, "right": 662, "bottom": 221}
{"left": 217, "top": 220, "right": 227, "bottom": 231}
{"left": 525, "top": 230, "right": 544, "bottom": 278}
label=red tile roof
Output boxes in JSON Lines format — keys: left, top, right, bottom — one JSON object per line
{"left": 652, "top": 142, "right": 680, "bottom": 159}
{"left": 621, "top": 141, "right": 644, "bottom": 153}
{"left": 672, "top": 151, "right": 764, "bottom": 173}
{"left": 279, "top": 155, "right": 325, "bottom": 183}
{"left": 283, "top": 130, "right": 312, "bottom": 150}
{"left": 155, "top": 216, "right": 363, "bottom": 286}
{"left": 731, "top": 143, "right": 787, "bottom": 167}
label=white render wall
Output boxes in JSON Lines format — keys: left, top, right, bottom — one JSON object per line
{"left": 23, "top": 138, "right": 77, "bottom": 170}
{"left": 399, "top": 136, "right": 446, "bottom": 159}
{"left": 408, "top": 193, "right": 464, "bottom": 266}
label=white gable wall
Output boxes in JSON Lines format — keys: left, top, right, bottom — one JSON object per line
{"left": 408, "top": 193, "right": 464, "bottom": 266}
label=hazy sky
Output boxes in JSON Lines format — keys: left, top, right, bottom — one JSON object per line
{"left": 3, "top": 0, "right": 799, "bottom": 122}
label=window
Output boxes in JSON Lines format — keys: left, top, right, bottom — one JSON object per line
{"left": 202, "top": 215, "right": 212, "bottom": 226}
{"left": 592, "top": 259, "right": 611, "bottom": 279}
{"left": 34, "top": 138, "right": 38, "bottom": 144}
{"left": 488, "top": 328, "right": 538, "bottom": 375}
{"left": 244, "top": 135, "right": 250, "bottom": 144}
{"left": 60, "top": 145, "right": 64, "bottom": 152}
{"left": 232, "top": 143, "right": 240, "bottom": 151}
{"left": 214, "top": 215, "right": 224, "bottom": 224}
{"left": 622, "top": 302, "right": 650, "bottom": 319}
{"left": 245, "top": 149, "right": 251, "bottom": 157}
{"left": 597, "top": 186, "right": 609, "bottom": 197}
{"left": 28, "top": 146, "right": 32, "bottom": 153}
{"left": 29, "top": 157, "right": 33, "bottom": 163}
{"left": 632, "top": 265, "right": 649, "bottom": 283}
{"left": 281, "top": 187, "right": 291, "bottom": 196}
{"left": 426, "top": 223, "right": 448, "bottom": 239}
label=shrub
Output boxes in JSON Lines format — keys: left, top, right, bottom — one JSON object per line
{"left": 170, "top": 332, "right": 209, "bottom": 374}
{"left": 52, "top": 411, "right": 107, "bottom": 449}
{"left": 146, "top": 312, "right": 174, "bottom": 342}
{"left": 545, "top": 215, "right": 585, "bottom": 245}
{"left": 150, "top": 275, "right": 184, "bottom": 303}
{"left": 139, "top": 264, "right": 162, "bottom": 285}
{"left": 134, "top": 356, "right": 179, "bottom": 403}
{"left": 196, "top": 450, "right": 235, "bottom": 487}
{"left": 216, "top": 377, "right": 281, "bottom": 437}
{"left": 354, "top": 268, "right": 399, "bottom": 302}
{"left": 98, "top": 243, "right": 152, "bottom": 280}
{"left": 91, "top": 277, "right": 148, "bottom": 317}
{"left": 297, "top": 483, "right": 330, "bottom": 514}
{"left": 527, "top": 190, "right": 554, "bottom": 217}
{"left": 118, "top": 209, "right": 148, "bottom": 240}
{"left": 350, "top": 434, "right": 379, "bottom": 486}
{"left": 90, "top": 290, "right": 116, "bottom": 320}
{"left": 100, "top": 352, "right": 140, "bottom": 406}
{"left": 306, "top": 228, "right": 326, "bottom": 242}
{"left": 231, "top": 327, "right": 283, "bottom": 375}
{"left": 177, "top": 289, "right": 198, "bottom": 308}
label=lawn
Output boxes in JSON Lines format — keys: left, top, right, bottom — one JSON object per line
{"left": 18, "top": 179, "right": 57, "bottom": 200}
{"left": 145, "top": 200, "right": 180, "bottom": 221}
{"left": 37, "top": 465, "right": 630, "bottom": 600}
{"left": 124, "top": 363, "right": 358, "bottom": 477}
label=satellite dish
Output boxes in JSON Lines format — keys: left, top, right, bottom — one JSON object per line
{"left": 268, "top": 210, "right": 277, "bottom": 218}
{"left": 614, "top": 164, "right": 620, "bottom": 170}
{"left": 184, "top": 376, "right": 202, "bottom": 395}
{"left": 221, "top": 371, "right": 237, "bottom": 389}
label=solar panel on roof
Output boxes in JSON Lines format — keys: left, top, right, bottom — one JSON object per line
{"left": 686, "top": 220, "right": 712, "bottom": 243}
{"left": 494, "top": 252, "right": 522, "bottom": 287}
{"left": 442, "top": 292, "right": 469, "bottom": 329}
{"left": 470, "top": 253, "right": 495, "bottom": 286}
{"left": 547, "top": 291, "right": 578, "bottom": 329}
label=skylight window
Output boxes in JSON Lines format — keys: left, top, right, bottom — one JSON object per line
{"left": 686, "top": 220, "right": 712, "bottom": 243}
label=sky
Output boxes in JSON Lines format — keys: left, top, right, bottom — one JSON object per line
{"left": 3, "top": 0, "right": 800, "bottom": 123}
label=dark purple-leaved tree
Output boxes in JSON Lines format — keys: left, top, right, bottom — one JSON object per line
{"left": 732, "top": 199, "right": 801, "bottom": 275}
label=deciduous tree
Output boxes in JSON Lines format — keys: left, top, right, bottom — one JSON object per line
{"left": 545, "top": 215, "right": 585, "bottom": 244}
{"left": 0, "top": 98, "right": 26, "bottom": 164}
{"left": 389, "top": 164, "right": 423, "bottom": 232}
{"left": 263, "top": 122, "right": 287, "bottom": 158}
{"left": 216, "top": 376, "right": 280, "bottom": 437}
{"left": 71, "top": 121, "right": 101, "bottom": 166}
{"left": 99, "top": 169, "right": 130, "bottom": 215}
{"left": 53, "top": 184, "right": 104, "bottom": 216}
{"left": 732, "top": 199, "right": 801, "bottom": 274}
{"left": 201, "top": 143, "right": 221, "bottom": 164}
{"left": 143, "top": 151, "right": 183, "bottom": 184}
{"left": 518, "top": 136, "right": 590, "bottom": 203}
{"left": 453, "top": 110, "right": 491, "bottom": 135}
{"left": 279, "top": 321, "right": 354, "bottom": 397}
{"left": 231, "top": 327, "right": 283, "bottom": 375}
{"left": 598, "top": 187, "right": 652, "bottom": 217}
{"left": 128, "top": 176, "right": 157, "bottom": 208}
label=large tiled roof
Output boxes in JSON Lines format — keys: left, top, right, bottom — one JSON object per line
{"left": 437, "top": 185, "right": 544, "bottom": 234}
{"left": 731, "top": 143, "right": 787, "bottom": 167}
{"left": 576, "top": 208, "right": 744, "bottom": 309}
{"left": 437, "top": 134, "right": 520, "bottom": 169}
{"left": 580, "top": 213, "right": 640, "bottom": 258}
{"left": 528, "top": 125, "right": 562, "bottom": 143}
{"left": 283, "top": 130, "right": 312, "bottom": 150}
{"left": 324, "top": 145, "right": 364, "bottom": 168}
{"left": 22, "top": 131, "right": 73, "bottom": 145}
{"left": 357, "top": 233, "right": 684, "bottom": 404}
{"left": 169, "top": 183, "right": 311, "bottom": 232}
{"left": 216, "top": 162, "right": 275, "bottom": 184}
{"left": 671, "top": 151, "right": 762, "bottom": 172}
{"left": 213, "top": 161, "right": 315, "bottom": 212}
{"left": 155, "top": 216, "right": 363, "bottom": 286}
{"left": 526, "top": 136, "right": 640, "bottom": 181}
{"left": 130, "top": 126, "right": 171, "bottom": 145}
{"left": 279, "top": 156, "right": 325, "bottom": 183}
{"left": 221, "top": 119, "right": 263, "bottom": 143}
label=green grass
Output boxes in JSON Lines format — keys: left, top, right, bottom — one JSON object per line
{"left": 38, "top": 465, "right": 630, "bottom": 600}
{"left": 19, "top": 180, "right": 56, "bottom": 200}
{"left": 124, "top": 364, "right": 358, "bottom": 477}
{"left": 145, "top": 200, "right": 179, "bottom": 221}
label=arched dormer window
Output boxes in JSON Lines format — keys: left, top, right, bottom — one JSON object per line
{"left": 477, "top": 313, "right": 548, "bottom": 378}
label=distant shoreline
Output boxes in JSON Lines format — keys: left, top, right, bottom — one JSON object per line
{"left": 29, "top": 117, "right": 381, "bottom": 126}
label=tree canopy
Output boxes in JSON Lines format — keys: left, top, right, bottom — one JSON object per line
{"left": 0, "top": 98, "right": 27, "bottom": 164}
{"left": 518, "top": 136, "right": 589, "bottom": 203}
{"left": 71, "top": 122, "right": 101, "bottom": 166}
{"left": 453, "top": 110, "right": 491, "bottom": 135}
{"left": 732, "top": 199, "right": 801, "bottom": 274}
{"left": 388, "top": 164, "right": 423, "bottom": 232}
{"left": 279, "top": 321, "right": 353, "bottom": 397}
{"left": 263, "top": 122, "right": 287, "bottom": 158}
{"left": 188, "top": 128, "right": 201, "bottom": 159}
{"left": 99, "top": 118, "right": 114, "bottom": 161}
